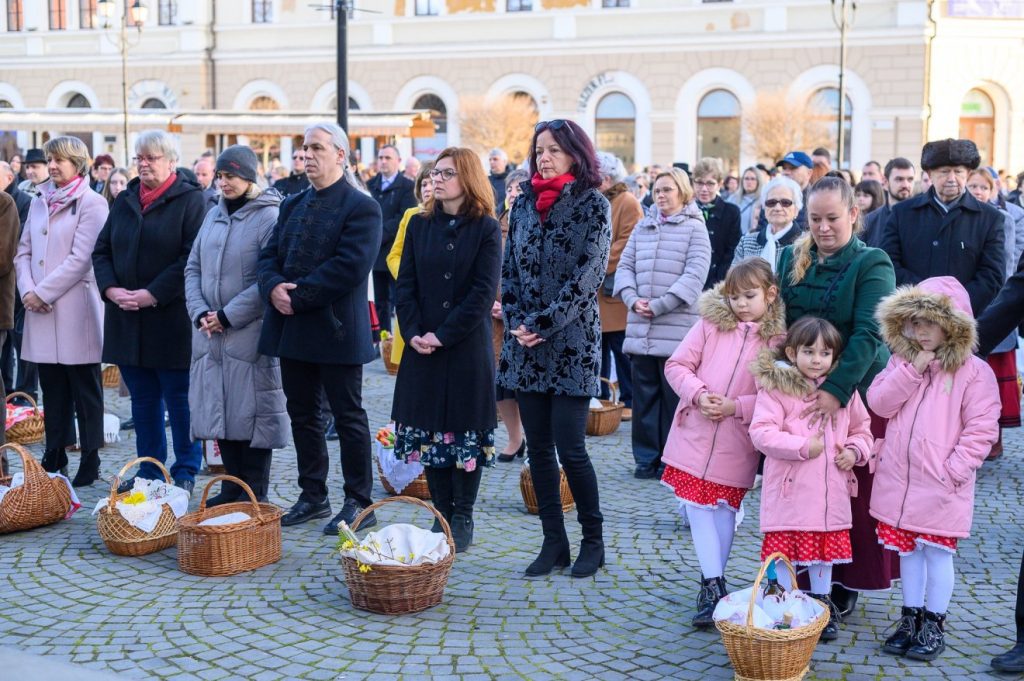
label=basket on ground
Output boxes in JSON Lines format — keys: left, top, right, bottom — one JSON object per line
{"left": 715, "top": 552, "right": 828, "bottom": 681}
{"left": 96, "top": 456, "right": 179, "bottom": 557}
{"left": 520, "top": 463, "right": 574, "bottom": 514}
{"left": 5, "top": 392, "right": 44, "bottom": 445}
{"left": 340, "top": 495, "right": 455, "bottom": 615}
{"left": 586, "top": 378, "right": 624, "bottom": 436}
{"left": 0, "top": 443, "right": 72, "bottom": 534}
{"left": 380, "top": 335, "right": 399, "bottom": 375}
{"left": 376, "top": 459, "right": 430, "bottom": 499}
{"left": 101, "top": 364, "right": 121, "bottom": 388}
{"left": 177, "top": 475, "right": 283, "bottom": 576}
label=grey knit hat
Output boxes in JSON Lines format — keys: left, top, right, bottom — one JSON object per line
{"left": 216, "top": 144, "right": 259, "bottom": 184}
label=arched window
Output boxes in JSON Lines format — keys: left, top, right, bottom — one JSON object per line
{"left": 959, "top": 89, "right": 994, "bottom": 167}
{"left": 0, "top": 99, "right": 15, "bottom": 162}
{"left": 141, "top": 97, "right": 166, "bottom": 109}
{"left": 595, "top": 92, "right": 635, "bottom": 167}
{"left": 413, "top": 93, "right": 447, "bottom": 159}
{"left": 697, "top": 89, "right": 740, "bottom": 172}
{"left": 326, "top": 95, "right": 360, "bottom": 112}
{"left": 248, "top": 96, "right": 280, "bottom": 166}
{"left": 67, "top": 92, "right": 90, "bottom": 108}
{"left": 812, "top": 87, "right": 853, "bottom": 166}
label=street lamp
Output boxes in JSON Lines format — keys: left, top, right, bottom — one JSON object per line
{"left": 97, "top": 0, "right": 147, "bottom": 166}
{"left": 831, "top": 0, "right": 856, "bottom": 168}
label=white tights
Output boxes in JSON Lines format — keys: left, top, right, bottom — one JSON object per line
{"left": 900, "top": 545, "right": 955, "bottom": 613}
{"left": 773, "top": 563, "right": 833, "bottom": 594}
{"left": 686, "top": 504, "right": 736, "bottom": 579}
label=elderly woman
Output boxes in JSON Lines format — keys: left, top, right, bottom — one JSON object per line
{"left": 499, "top": 119, "right": 610, "bottom": 578}
{"left": 727, "top": 166, "right": 766, "bottom": 234}
{"left": 13, "top": 136, "right": 107, "bottom": 485}
{"left": 93, "top": 130, "right": 205, "bottom": 494}
{"left": 615, "top": 168, "right": 711, "bottom": 480}
{"left": 732, "top": 176, "right": 804, "bottom": 272}
{"left": 692, "top": 157, "right": 741, "bottom": 289}
{"left": 184, "top": 146, "right": 288, "bottom": 506}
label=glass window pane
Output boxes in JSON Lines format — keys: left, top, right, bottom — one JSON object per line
{"left": 812, "top": 88, "right": 852, "bottom": 165}
{"left": 67, "top": 93, "right": 90, "bottom": 108}
{"left": 961, "top": 89, "right": 994, "bottom": 118}
{"left": 141, "top": 98, "right": 166, "bottom": 109}
{"left": 596, "top": 93, "right": 635, "bottom": 119}
{"left": 697, "top": 89, "right": 740, "bottom": 117}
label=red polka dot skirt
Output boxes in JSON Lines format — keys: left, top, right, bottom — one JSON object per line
{"left": 661, "top": 465, "right": 746, "bottom": 511}
{"left": 761, "top": 530, "right": 853, "bottom": 566}
{"left": 876, "top": 521, "right": 958, "bottom": 556}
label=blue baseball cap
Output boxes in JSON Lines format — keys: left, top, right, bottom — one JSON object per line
{"left": 776, "top": 151, "right": 813, "bottom": 169}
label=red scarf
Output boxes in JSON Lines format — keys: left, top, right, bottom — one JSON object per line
{"left": 139, "top": 172, "right": 178, "bottom": 213}
{"left": 531, "top": 172, "right": 575, "bottom": 223}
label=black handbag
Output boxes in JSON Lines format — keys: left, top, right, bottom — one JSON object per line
{"left": 601, "top": 271, "right": 615, "bottom": 297}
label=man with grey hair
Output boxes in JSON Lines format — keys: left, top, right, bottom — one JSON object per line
{"left": 367, "top": 144, "right": 415, "bottom": 335}
{"left": 488, "top": 148, "right": 510, "bottom": 210}
{"left": 403, "top": 156, "right": 421, "bottom": 182}
{"left": 258, "top": 121, "right": 383, "bottom": 534}
{"left": 193, "top": 156, "right": 218, "bottom": 212}
{"left": 18, "top": 148, "right": 48, "bottom": 198}
{"left": 0, "top": 162, "right": 29, "bottom": 226}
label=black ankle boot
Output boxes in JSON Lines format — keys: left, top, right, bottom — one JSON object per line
{"left": 424, "top": 467, "right": 454, "bottom": 535}
{"left": 882, "top": 606, "right": 923, "bottom": 655}
{"left": 811, "top": 593, "right": 841, "bottom": 641}
{"left": 692, "top": 576, "right": 727, "bottom": 628}
{"left": 450, "top": 467, "right": 481, "bottom": 553}
{"left": 992, "top": 641, "right": 1024, "bottom": 672}
{"left": 40, "top": 448, "right": 68, "bottom": 476}
{"left": 571, "top": 538, "right": 605, "bottom": 578}
{"left": 525, "top": 516, "right": 571, "bottom": 576}
{"left": 906, "top": 610, "right": 946, "bottom": 661}
{"left": 830, "top": 584, "right": 859, "bottom": 618}
{"left": 71, "top": 449, "right": 101, "bottom": 487}
{"left": 450, "top": 515, "right": 474, "bottom": 553}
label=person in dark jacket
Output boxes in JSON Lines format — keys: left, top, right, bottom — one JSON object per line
{"left": 731, "top": 176, "right": 803, "bottom": 272}
{"left": 92, "top": 130, "right": 205, "bottom": 493}
{"left": 0, "top": 160, "right": 37, "bottom": 402}
{"left": 860, "top": 157, "right": 915, "bottom": 248}
{"left": 89, "top": 154, "right": 115, "bottom": 194}
{"left": 691, "top": 157, "right": 740, "bottom": 288}
{"left": 487, "top": 148, "right": 511, "bottom": 212}
{"left": 881, "top": 139, "right": 1005, "bottom": 317}
{"left": 257, "top": 121, "right": 383, "bottom": 534}
{"left": 0, "top": 162, "right": 29, "bottom": 225}
{"left": 272, "top": 149, "right": 310, "bottom": 197}
{"left": 367, "top": 145, "right": 416, "bottom": 335}
{"left": 391, "top": 147, "right": 501, "bottom": 553}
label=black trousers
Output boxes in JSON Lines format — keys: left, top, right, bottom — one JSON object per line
{"left": 600, "top": 331, "right": 632, "bottom": 406}
{"left": 4, "top": 304, "right": 39, "bottom": 399}
{"left": 280, "top": 358, "right": 372, "bottom": 507}
{"left": 629, "top": 354, "right": 678, "bottom": 470}
{"left": 216, "top": 439, "right": 272, "bottom": 501}
{"left": 37, "top": 362, "right": 104, "bottom": 452}
{"left": 1015, "top": 547, "right": 1024, "bottom": 641}
{"left": 372, "top": 270, "right": 394, "bottom": 334}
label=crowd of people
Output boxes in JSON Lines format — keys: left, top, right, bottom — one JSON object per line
{"left": 3, "top": 119, "right": 1024, "bottom": 673}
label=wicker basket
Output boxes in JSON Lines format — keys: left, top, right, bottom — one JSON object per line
{"left": 96, "top": 457, "right": 179, "bottom": 557}
{"left": 519, "top": 463, "right": 575, "bottom": 514}
{"left": 5, "top": 392, "right": 44, "bottom": 445}
{"left": 101, "top": 364, "right": 121, "bottom": 388}
{"left": 586, "top": 378, "right": 624, "bottom": 436}
{"left": 376, "top": 459, "right": 431, "bottom": 500}
{"left": 177, "top": 475, "right": 283, "bottom": 576}
{"left": 380, "top": 336, "right": 399, "bottom": 376}
{"left": 0, "top": 450, "right": 9, "bottom": 486}
{"left": 716, "top": 552, "right": 829, "bottom": 681}
{"left": 0, "top": 443, "right": 73, "bottom": 534}
{"left": 341, "top": 495, "right": 455, "bottom": 615}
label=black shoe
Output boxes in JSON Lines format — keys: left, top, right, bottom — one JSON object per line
{"left": 571, "top": 541, "right": 605, "bottom": 578}
{"left": 205, "top": 489, "right": 244, "bottom": 508}
{"left": 633, "top": 464, "right": 660, "bottom": 480}
{"left": 120, "top": 417, "right": 134, "bottom": 431}
{"left": 692, "top": 576, "right": 727, "bottom": 628}
{"left": 450, "top": 514, "right": 474, "bottom": 553}
{"left": 325, "top": 418, "right": 338, "bottom": 441}
{"left": 281, "top": 499, "right": 332, "bottom": 527}
{"left": 906, "top": 610, "right": 946, "bottom": 661}
{"left": 992, "top": 641, "right": 1024, "bottom": 673}
{"left": 116, "top": 475, "right": 138, "bottom": 494}
{"left": 525, "top": 520, "right": 571, "bottom": 577}
{"left": 831, "top": 584, "right": 859, "bottom": 619}
{"left": 174, "top": 478, "right": 195, "bottom": 497}
{"left": 812, "top": 593, "right": 841, "bottom": 642}
{"left": 497, "top": 441, "right": 526, "bottom": 463}
{"left": 71, "top": 450, "right": 101, "bottom": 487}
{"left": 882, "top": 606, "right": 923, "bottom": 655}
{"left": 40, "top": 449, "right": 69, "bottom": 477}
{"left": 323, "top": 498, "right": 377, "bottom": 535}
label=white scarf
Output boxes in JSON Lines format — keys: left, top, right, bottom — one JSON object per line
{"left": 762, "top": 223, "right": 793, "bottom": 273}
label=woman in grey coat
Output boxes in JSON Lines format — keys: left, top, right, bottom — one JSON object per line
{"left": 615, "top": 168, "right": 711, "bottom": 479}
{"left": 185, "top": 146, "right": 288, "bottom": 505}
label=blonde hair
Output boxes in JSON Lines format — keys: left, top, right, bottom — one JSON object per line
{"left": 654, "top": 168, "right": 694, "bottom": 205}
{"left": 691, "top": 157, "right": 725, "bottom": 184}
{"left": 245, "top": 182, "right": 262, "bottom": 199}
{"left": 42, "top": 136, "right": 90, "bottom": 176}
{"left": 788, "top": 176, "right": 858, "bottom": 285}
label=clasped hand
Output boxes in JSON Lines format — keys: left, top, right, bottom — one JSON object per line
{"left": 22, "top": 291, "right": 51, "bottom": 314}
{"left": 511, "top": 324, "right": 544, "bottom": 348}
{"left": 105, "top": 287, "right": 157, "bottom": 311}
{"left": 697, "top": 393, "right": 736, "bottom": 421}
{"left": 410, "top": 332, "right": 442, "bottom": 355}
{"left": 632, "top": 299, "right": 654, "bottom": 318}
{"left": 199, "top": 311, "right": 225, "bottom": 338}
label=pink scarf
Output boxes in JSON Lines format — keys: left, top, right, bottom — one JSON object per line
{"left": 42, "top": 176, "right": 87, "bottom": 217}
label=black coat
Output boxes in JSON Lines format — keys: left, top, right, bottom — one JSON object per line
{"left": 257, "top": 178, "right": 382, "bottom": 365}
{"left": 860, "top": 202, "right": 891, "bottom": 249}
{"left": 881, "top": 188, "right": 1005, "bottom": 316}
{"left": 272, "top": 172, "right": 310, "bottom": 197}
{"left": 488, "top": 170, "right": 509, "bottom": 213}
{"left": 977, "top": 253, "right": 1024, "bottom": 355}
{"left": 93, "top": 174, "right": 205, "bottom": 370}
{"left": 702, "top": 196, "right": 741, "bottom": 289}
{"left": 391, "top": 209, "right": 502, "bottom": 432}
{"left": 9, "top": 186, "right": 30, "bottom": 227}
{"left": 367, "top": 173, "right": 417, "bottom": 272}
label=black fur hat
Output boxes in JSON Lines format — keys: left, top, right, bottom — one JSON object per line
{"left": 920, "top": 138, "right": 981, "bottom": 172}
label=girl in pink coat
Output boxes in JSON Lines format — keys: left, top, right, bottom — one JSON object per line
{"left": 868, "top": 276, "right": 999, "bottom": 662}
{"left": 749, "top": 316, "right": 874, "bottom": 641}
{"left": 660, "top": 258, "right": 786, "bottom": 628}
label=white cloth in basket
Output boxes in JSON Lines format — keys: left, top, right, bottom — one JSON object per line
{"left": 91, "top": 477, "right": 189, "bottom": 533}
{"left": 340, "top": 523, "right": 450, "bottom": 566}
{"left": 713, "top": 586, "right": 824, "bottom": 630}
{"left": 376, "top": 442, "right": 423, "bottom": 495}
{"left": 198, "top": 511, "right": 251, "bottom": 527}
{"left": 0, "top": 471, "right": 81, "bottom": 518}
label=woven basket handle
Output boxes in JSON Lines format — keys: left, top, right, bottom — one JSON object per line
{"left": 107, "top": 456, "right": 174, "bottom": 510}
{"left": 350, "top": 494, "right": 455, "bottom": 557}
{"left": 197, "top": 474, "right": 263, "bottom": 522}
{"left": 599, "top": 377, "right": 618, "bottom": 404}
{"left": 0, "top": 442, "right": 44, "bottom": 487}
{"left": 5, "top": 391, "right": 40, "bottom": 415}
{"left": 747, "top": 552, "right": 799, "bottom": 628}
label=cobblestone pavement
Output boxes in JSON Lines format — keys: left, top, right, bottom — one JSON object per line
{"left": 1, "top": 359, "right": 1021, "bottom": 680}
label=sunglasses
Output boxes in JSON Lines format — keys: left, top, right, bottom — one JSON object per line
{"left": 535, "top": 119, "right": 572, "bottom": 134}
{"left": 764, "top": 199, "right": 794, "bottom": 208}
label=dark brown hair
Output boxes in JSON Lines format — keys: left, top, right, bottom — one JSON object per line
{"left": 722, "top": 257, "right": 777, "bottom": 298}
{"left": 424, "top": 147, "right": 495, "bottom": 219}
{"left": 778, "top": 316, "right": 844, "bottom": 367}
{"left": 413, "top": 160, "right": 434, "bottom": 204}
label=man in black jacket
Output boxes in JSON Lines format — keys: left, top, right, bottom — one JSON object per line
{"left": 691, "top": 157, "right": 740, "bottom": 289}
{"left": 881, "top": 138, "right": 1005, "bottom": 317}
{"left": 272, "top": 149, "right": 310, "bottom": 197}
{"left": 258, "top": 122, "right": 382, "bottom": 534}
{"left": 860, "top": 157, "right": 915, "bottom": 248}
{"left": 367, "top": 144, "right": 416, "bottom": 335}
{"left": 487, "top": 148, "right": 510, "bottom": 212}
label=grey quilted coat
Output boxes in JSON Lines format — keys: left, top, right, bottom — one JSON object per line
{"left": 614, "top": 202, "right": 712, "bottom": 357}
{"left": 185, "top": 190, "right": 289, "bottom": 449}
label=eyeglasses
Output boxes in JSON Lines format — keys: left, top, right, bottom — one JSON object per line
{"left": 693, "top": 180, "right": 718, "bottom": 188}
{"left": 292, "top": 155, "right": 303, "bottom": 160}
{"left": 764, "top": 199, "right": 794, "bottom": 208}
{"left": 429, "top": 168, "right": 458, "bottom": 181}
{"left": 132, "top": 155, "right": 165, "bottom": 165}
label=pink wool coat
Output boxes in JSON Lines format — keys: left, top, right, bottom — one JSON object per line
{"left": 662, "top": 286, "right": 786, "bottom": 488}
{"left": 749, "top": 351, "right": 874, "bottom": 533}
{"left": 14, "top": 181, "right": 108, "bottom": 365}
{"left": 867, "top": 276, "right": 999, "bottom": 538}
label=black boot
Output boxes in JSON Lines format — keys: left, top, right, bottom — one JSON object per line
{"left": 692, "top": 576, "right": 727, "bottom": 629}
{"left": 235, "top": 447, "right": 271, "bottom": 503}
{"left": 71, "top": 449, "right": 101, "bottom": 487}
{"left": 564, "top": 459, "right": 604, "bottom": 578}
{"left": 206, "top": 443, "right": 244, "bottom": 507}
{"left": 424, "top": 467, "right": 453, "bottom": 535}
{"left": 906, "top": 610, "right": 946, "bottom": 661}
{"left": 811, "top": 593, "right": 841, "bottom": 642}
{"left": 830, "top": 584, "right": 859, "bottom": 618}
{"left": 882, "top": 606, "right": 923, "bottom": 655}
{"left": 992, "top": 641, "right": 1024, "bottom": 673}
{"left": 525, "top": 515, "right": 571, "bottom": 576}
{"left": 450, "top": 466, "right": 482, "bottom": 553}
{"left": 40, "top": 448, "right": 68, "bottom": 476}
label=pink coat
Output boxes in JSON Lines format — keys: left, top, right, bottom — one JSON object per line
{"left": 661, "top": 286, "right": 786, "bottom": 489}
{"left": 867, "top": 276, "right": 999, "bottom": 538}
{"left": 749, "top": 351, "right": 874, "bottom": 533}
{"left": 14, "top": 182, "right": 107, "bottom": 365}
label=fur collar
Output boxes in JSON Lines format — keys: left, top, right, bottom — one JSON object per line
{"left": 603, "top": 182, "right": 628, "bottom": 202}
{"left": 751, "top": 348, "right": 815, "bottom": 398}
{"left": 697, "top": 283, "right": 786, "bottom": 342}
{"left": 875, "top": 285, "right": 976, "bottom": 372}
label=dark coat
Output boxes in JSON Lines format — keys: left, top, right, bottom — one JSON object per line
{"left": 977, "top": 254, "right": 1024, "bottom": 355}
{"left": 860, "top": 202, "right": 891, "bottom": 249}
{"left": 701, "top": 195, "right": 741, "bottom": 289}
{"left": 9, "top": 186, "right": 30, "bottom": 227}
{"left": 0, "top": 193, "right": 20, "bottom": 330}
{"left": 881, "top": 188, "right": 1005, "bottom": 316}
{"left": 92, "top": 174, "right": 205, "bottom": 370}
{"left": 272, "top": 172, "right": 310, "bottom": 197}
{"left": 367, "top": 173, "right": 417, "bottom": 272}
{"left": 488, "top": 170, "right": 509, "bottom": 213}
{"left": 257, "top": 178, "right": 382, "bottom": 365}
{"left": 391, "top": 209, "right": 502, "bottom": 432}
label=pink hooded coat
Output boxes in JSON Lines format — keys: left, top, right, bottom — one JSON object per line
{"left": 749, "top": 351, "right": 874, "bottom": 533}
{"left": 867, "top": 276, "right": 999, "bottom": 538}
{"left": 661, "top": 286, "right": 786, "bottom": 489}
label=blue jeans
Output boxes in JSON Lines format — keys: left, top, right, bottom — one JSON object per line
{"left": 119, "top": 365, "right": 201, "bottom": 482}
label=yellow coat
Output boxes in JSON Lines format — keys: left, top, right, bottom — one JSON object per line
{"left": 385, "top": 205, "right": 423, "bottom": 364}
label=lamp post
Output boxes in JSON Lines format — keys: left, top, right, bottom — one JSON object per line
{"left": 831, "top": 0, "right": 856, "bottom": 168}
{"left": 97, "top": 0, "right": 147, "bottom": 167}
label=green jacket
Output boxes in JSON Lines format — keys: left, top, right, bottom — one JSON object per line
{"left": 777, "top": 236, "right": 896, "bottom": 406}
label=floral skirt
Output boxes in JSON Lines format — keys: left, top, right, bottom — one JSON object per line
{"left": 393, "top": 425, "right": 496, "bottom": 472}
{"left": 661, "top": 465, "right": 746, "bottom": 511}
{"left": 761, "top": 530, "right": 853, "bottom": 566}
{"left": 876, "top": 521, "right": 958, "bottom": 556}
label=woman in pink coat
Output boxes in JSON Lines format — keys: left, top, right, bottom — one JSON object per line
{"left": 868, "top": 276, "right": 999, "bottom": 661}
{"left": 660, "top": 257, "right": 786, "bottom": 628}
{"left": 749, "top": 316, "right": 874, "bottom": 641}
{"left": 13, "top": 136, "right": 108, "bottom": 486}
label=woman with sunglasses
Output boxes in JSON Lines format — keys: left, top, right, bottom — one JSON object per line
{"left": 731, "top": 176, "right": 805, "bottom": 273}
{"left": 498, "top": 119, "right": 610, "bottom": 578}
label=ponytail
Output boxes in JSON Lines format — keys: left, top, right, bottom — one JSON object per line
{"left": 789, "top": 176, "right": 861, "bottom": 285}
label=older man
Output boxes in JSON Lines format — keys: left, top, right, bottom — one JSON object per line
{"left": 367, "top": 144, "right": 415, "bottom": 335}
{"left": 861, "top": 157, "right": 915, "bottom": 248}
{"left": 862, "top": 160, "right": 884, "bottom": 183}
{"left": 273, "top": 149, "right": 310, "bottom": 196}
{"left": 17, "top": 149, "right": 48, "bottom": 197}
{"left": 192, "top": 156, "right": 218, "bottom": 212}
{"left": 487, "top": 148, "right": 510, "bottom": 210}
{"left": 403, "top": 156, "right": 421, "bottom": 182}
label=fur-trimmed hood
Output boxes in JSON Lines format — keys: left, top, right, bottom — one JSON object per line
{"left": 751, "top": 348, "right": 815, "bottom": 398}
{"left": 875, "top": 276, "right": 976, "bottom": 372}
{"left": 697, "top": 283, "right": 786, "bottom": 342}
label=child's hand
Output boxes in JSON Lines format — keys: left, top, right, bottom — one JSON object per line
{"left": 912, "top": 350, "right": 936, "bottom": 374}
{"left": 834, "top": 448, "right": 856, "bottom": 471}
{"left": 807, "top": 433, "right": 824, "bottom": 459}
{"left": 716, "top": 397, "right": 736, "bottom": 418}
{"left": 698, "top": 393, "right": 720, "bottom": 420}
